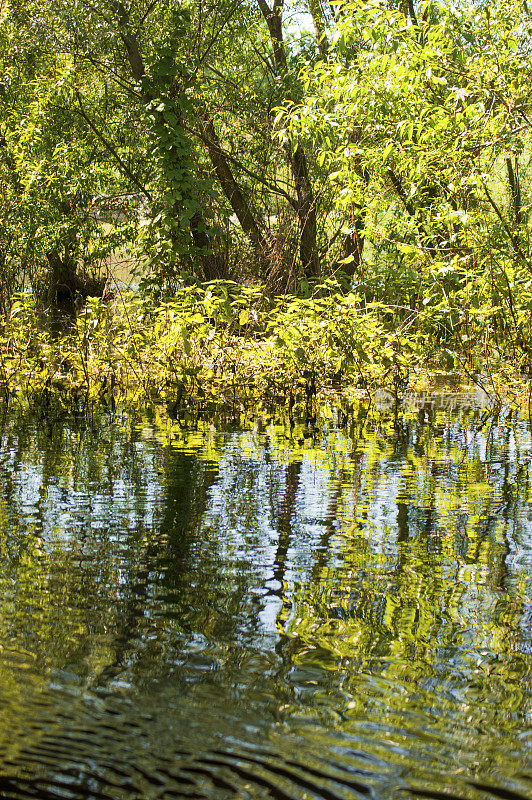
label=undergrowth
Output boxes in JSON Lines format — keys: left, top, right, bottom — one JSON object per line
{"left": 0, "top": 280, "right": 529, "bottom": 412}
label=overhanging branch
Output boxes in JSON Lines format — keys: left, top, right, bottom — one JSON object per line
{"left": 74, "top": 90, "right": 153, "bottom": 203}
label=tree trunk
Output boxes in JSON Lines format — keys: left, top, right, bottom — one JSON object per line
{"left": 46, "top": 246, "right": 79, "bottom": 310}
{"left": 201, "top": 117, "right": 271, "bottom": 266}
{"left": 257, "top": 0, "right": 320, "bottom": 280}
{"left": 189, "top": 210, "right": 224, "bottom": 281}
{"left": 289, "top": 144, "right": 319, "bottom": 278}
{"left": 308, "top": 0, "right": 329, "bottom": 58}
{"left": 507, "top": 156, "right": 522, "bottom": 225}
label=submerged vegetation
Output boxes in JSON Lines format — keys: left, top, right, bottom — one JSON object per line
{"left": 1, "top": 0, "right": 532, "bottom": 408}
{"left": 0, "top": 280, "right": 528, "bottom": 411}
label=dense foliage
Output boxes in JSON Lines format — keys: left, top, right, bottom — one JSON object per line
{"left": 1, "top": 0, "right": 532, "bottom": 401}
{"left": 1, "top": 282, "right": 526, "bottom": 411}
{"left": 0, "top": 283, "right": 394, "bottom": 407}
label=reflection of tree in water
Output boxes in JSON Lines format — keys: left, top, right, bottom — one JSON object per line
{"left": 0, "top": 404, "right": 529, "bottom": 794}
{"left": 277, "top": 412, "right": 530, "bottom": 751}
{"left": 0, "top": 408, "right": 164, "bottom": 679}
{"left": 93, "top": 447, "right": 222, "bottom": 688}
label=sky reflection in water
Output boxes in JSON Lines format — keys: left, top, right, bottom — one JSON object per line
{"left": 0, "top": 400, "right": 529, "bottom": 800}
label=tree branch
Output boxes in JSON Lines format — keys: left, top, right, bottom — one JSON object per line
{"left": 506, "top": 156, "right": 522, "bottom": 225}
{"left": 82, "top": 54, "right": 143, "bottom": 98}
{"left": 196, "top": 1, "right": 242, "bottom": 70}
{"left": 256, "top": 0, "right": 272, "bottom": 18}
{"left": 387, "top": 168, "right": 415, "bottom": 216}
{"left": 184, "top": 119, "right": 298, "bottom": 209}
{"left": 114, "top": 1, "right": 145, "bottom": 82}
{"left": 483, "top": 182, "right": 528, "bottom": 265}
{"left": 138, "top": 0, "right": 159, "bottom": 28}
{"left": 74, "top": 90, "right": 153, "bottom": 203}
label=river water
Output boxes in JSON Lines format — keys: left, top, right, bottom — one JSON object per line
{"left": 0, "top": 398, "right": 529, "bottom": 800}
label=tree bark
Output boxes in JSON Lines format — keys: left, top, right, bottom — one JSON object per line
{"left": 289, "top": 143, "right": 319, "bottom": 278}
{"left": 201, "top": 117, "right": 270, "bottom": 257}
{"left": 257, "top": 0, "right": 320, "bottom": 280}
{"left": 507, "top": 156, "right": 522, "bottom": 225}
{"left": 308, "top": 0, "right": 329, "bottom": 58}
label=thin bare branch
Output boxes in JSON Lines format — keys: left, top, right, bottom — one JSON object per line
{"left": 483, "top": 182, "right": 528, "bottom": 266}
{"left": 74, "top": 89, "right": 153, "bottom": 203}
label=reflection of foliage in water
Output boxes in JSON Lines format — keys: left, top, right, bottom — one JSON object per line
{"left": 0, "top": 401, "right": 529, "bottom": 797}
{"left": 272, "top": 408, "right": 531, "bottom": 790}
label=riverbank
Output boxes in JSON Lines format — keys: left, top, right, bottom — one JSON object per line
{"left": 0, "top": 283, "right": 530, "bottom": 415}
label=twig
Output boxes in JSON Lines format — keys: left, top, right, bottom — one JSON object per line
{"left": 74, "top": 89, "right": 153, "bottom": 203}
{"left": 483, "top": 182, "right": 528, "bottom": 265}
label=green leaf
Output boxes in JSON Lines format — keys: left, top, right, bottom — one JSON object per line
{"left": 382, "top": 141, "right": 393, "bottom": 162}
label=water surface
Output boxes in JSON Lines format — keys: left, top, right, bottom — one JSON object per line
{"left": 0, "top": 400, "right": 529, "bottom": 800}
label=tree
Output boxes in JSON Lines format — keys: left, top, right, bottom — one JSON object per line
{"left": 281, "top": 0, "right": 532, "bottom": 350}
{"left": 0, "top": 0, "right": 139, "bottom": 307}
